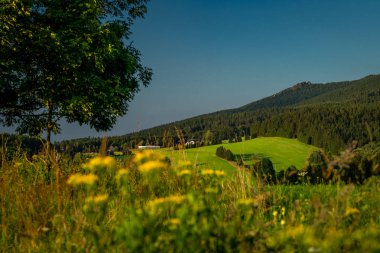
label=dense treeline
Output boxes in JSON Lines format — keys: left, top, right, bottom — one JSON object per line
{"left": 0, "top": 133, "right": 42, "bottom": 160}
{"left": 58, "top": 102, "right": 380, "bottom": 154}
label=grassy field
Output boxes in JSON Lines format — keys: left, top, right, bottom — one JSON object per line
{"left": 155, "top": 137, "right": 319, "bottom": 174}
{"left": 1, "top": 149, "right": 379, "bottom": 252}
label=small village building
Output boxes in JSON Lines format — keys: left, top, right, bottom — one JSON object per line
{"left": 137, "top": 145, "right": 161, "bottom": 150}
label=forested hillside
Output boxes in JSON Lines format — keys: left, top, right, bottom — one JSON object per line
{"left": 57, "top": 74, "right": 380, "bottom": 154}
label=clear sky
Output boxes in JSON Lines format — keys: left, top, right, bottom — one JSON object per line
{"left": 2, "top": 0, "right": 380, "bottom": 140}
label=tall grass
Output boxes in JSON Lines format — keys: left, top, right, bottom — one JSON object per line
{"left": 1, "top": 149, "right": 379, "bottom": 252}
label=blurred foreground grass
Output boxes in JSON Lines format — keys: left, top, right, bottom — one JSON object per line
{"left": 1, "top": 150, "right": 379, "bottom": 252}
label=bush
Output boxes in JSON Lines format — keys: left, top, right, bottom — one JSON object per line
{"left": 305, "top": 150, "right": 328, "bottom": 184}
{"left": 254, "top": 157, "right": 276, "bottom": 184}
{"left": 215, "top": 146, "right": 235, "bottom": 161}
{"left": 285, "top": 165, "right": 299, "bottom": 184}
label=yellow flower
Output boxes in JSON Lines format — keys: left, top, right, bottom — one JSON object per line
{"left": 273, "top": 211, "right": 278, "bottom": 217}
{"left": 178, "top": 160, "right": 191, "bottom": 167}
{"left": 133, "top": 150, "right": 163, "bottom": 163}
{"left": 201, "top": 169, "right": 215, "bottom": 175}
{"left": 281, "top": 207, "right": 286, "bottom": 216}
{"left": 237, "top": 198, "right": 255, "bottom": 206}
{"left": 103, "top": 156, "right": 116, "bottom": 167}
{"left": 214, "top": 170, "right": 225, "bottom": 176}
{"left": 139, "top": 161, "right": 167, "bottom": 173}
{"left": 116, "top": 168, "right": 129, "bottom": 178}
{"left": 87, "top": 156, "right": 116, "bottom": 170}
{"left": 148, "top": 195, "right": 187, "bottom": 208}
{"left": 169, "top": 218, "right": 181, "bottom": 225}
{"left": 201, "top": 169, "right": 225, "bottom": 176}
{"left": 345, "top": 207, "right": 360, "bottom": 216}
{"left": 88, "top": 156, "right": 103, "bottom": 168}
{"left": 85, "top": 194, "right": 109, "bottom": 204}
{"left": 281, "top": 219, "right": 286, "bottom": 226}
{"left": 178, "top": 169, "right": 191, "bottom": 176}
{"left": 67, "top": 173, "right": 98, "bottom": 185}
{"left": 133, "top": 151, "right": 151, "bottom": 163}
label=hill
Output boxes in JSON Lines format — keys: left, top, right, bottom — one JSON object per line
{"left": 57, "top": 74, "right": 380, "bottom": 154}
{"left": 158, "top": 137, "right": 319, "bottom": 174}
{"left": 235, "top": 74, "right": 380, "bottom": 111}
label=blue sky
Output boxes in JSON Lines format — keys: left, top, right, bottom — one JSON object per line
{"left": 2, "top": 0, "right": 380, "bottom": 140}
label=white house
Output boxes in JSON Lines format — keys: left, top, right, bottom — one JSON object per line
{"left": 137, "top": 145, "right": 161, "bottom": 150}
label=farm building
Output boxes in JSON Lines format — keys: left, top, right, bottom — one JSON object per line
{"left": 137, "top": 145, "right": 161, "bottom": 150}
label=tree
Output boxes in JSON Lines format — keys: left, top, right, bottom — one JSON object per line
{"left": 0, "top": 0, "right": 152, "bottom": 148}
{"left": 224, "top": 149, "right": 234, "bottom": 161}
{"left": 254, "top": 157, "right": 276, "bottom": 184}
{"left": 285, "top": 165, "right": 298, "bottom": 184}
{"left": 306, "top": 150, "right": 328, "bottom": 184}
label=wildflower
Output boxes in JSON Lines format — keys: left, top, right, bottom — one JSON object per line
{"left": 177, "top": 160, "right": 191, "bottom": 167}
{"left": 201, "top": 169, "right": 215, "bottom": 175}
{"left": 67, "top": 173, "right": 98, "bottom": 185}
{"left": 116, "top": 168, "right": 129, "bottom": 178}
{"left": 148, "top": 195, "right": 187, "bottom": 208}
{"left": 139, "top": 160, "right": 167, "bottom": 173}
{"left": 281, "top": 219, "right": 286, "bottom": 226}
{"left": 85, "top": 194, "right": 109, "bottom": 204}
{"left": 273, "top": 211, "right": 278, "bottom": 217}
{"left": 345, "top": 207, "right": 360, "bottom": 216}
{"left": 214, "top": 170, "right": 225, "bottom": 176}
{"left": 133, "top": 150, "right": 163, "bottom": 163}
{"left": 103, "top": 156, "right": 116, "bottom": 167}
{"left": 87, "top": 156, "right": 116, "bottom": 170}
{"left": 169, "top": 218, "right": 180, "bottom": 225}
{"left": 178, "top": 169, "right": 191, "bottom": 176}
{"left": 201, "top": 169, "right": 225, "bottom": 176}
{"left": 281, "top": 207, "right": 286, "bottom": 216}
{"left": 88, "top": 157, "right": 103, "bottom": 168}
{"left": 237, "top": 198, "right": 255, "bottom": 206}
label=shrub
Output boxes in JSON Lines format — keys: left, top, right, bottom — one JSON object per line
{"left": 305, "top": 150, "right": 328, "bottom": 184}
{"left": 285, "top": 165, "right": 299, "bottom": 184}
{"left": 254, "top": 157, "right": 276, "bottom": 184}
{"left": 215, "top": 146, "right": 235, "bottom": 161}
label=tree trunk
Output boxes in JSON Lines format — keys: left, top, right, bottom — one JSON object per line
{"left": 46, "top": 101, "right": 53, "bottom": 152}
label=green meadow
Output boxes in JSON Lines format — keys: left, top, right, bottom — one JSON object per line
{"left": 2, "top": 148, "right": 380, "bottom": 252}
{"left": 155, "top": 137, "right": 319, "bottom": 175}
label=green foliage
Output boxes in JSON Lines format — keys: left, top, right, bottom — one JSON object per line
{"left": 278, "top": 165, "right": 299, "bottom": 184}
{"left": 0, "top": 0, "right": 152, "bottom": 142}
{"left": 254, "top": 157, "right": 276, "bottom": 184}
{"left": 215, "top": 146, "right": 234, "bottom": 161}
{"left": 285, "top": 165, "right": 299, "bottom": 184}
{"left": 305, "top": 150, "right": 328, "bottom": 184}
{"left": 0, "top": 133, "right": 42, "bottom": 160}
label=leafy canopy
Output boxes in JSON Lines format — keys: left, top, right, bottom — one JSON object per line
{"left": 0, "top": 0, "right": 152, "bottom": 140}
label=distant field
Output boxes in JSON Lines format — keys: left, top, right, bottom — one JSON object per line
{"left": 152, "top": 137, "right": 319, "bottom": 174}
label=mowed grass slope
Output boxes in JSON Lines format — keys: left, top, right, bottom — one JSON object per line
{"left": 157, "top": 137, "right": 319, "bottom": 174}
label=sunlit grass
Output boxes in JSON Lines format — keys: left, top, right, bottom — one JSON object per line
{"left": 0, "top": 150, "right": 379, "bottom": 252}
